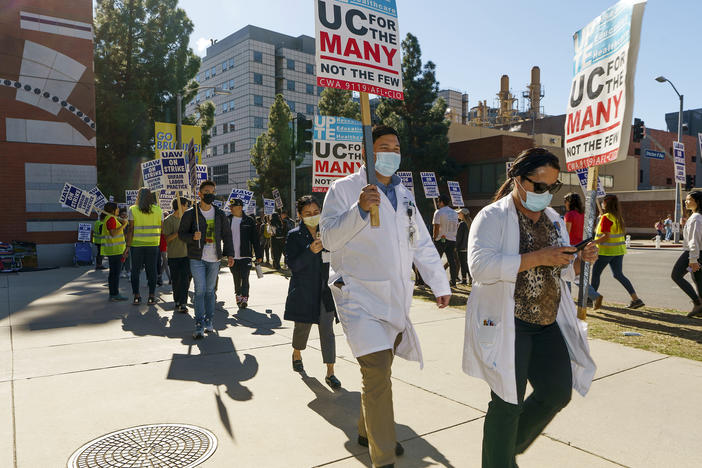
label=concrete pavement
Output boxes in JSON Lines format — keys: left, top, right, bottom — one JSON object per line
{"left": 1, "top": 266, "right": 701, "bottom": 467}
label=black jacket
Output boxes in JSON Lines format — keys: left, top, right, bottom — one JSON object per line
{"left": 226, "top": 214, "right": 263, "bottom": 259}
{"left": 456, "top": 220, "right": 469, "bottom": 251}
{"left": 283, "top": 224, "right": 336, "bottom": 324}
{"left": 178, "top": 205, "right": 234, "bottom": 260}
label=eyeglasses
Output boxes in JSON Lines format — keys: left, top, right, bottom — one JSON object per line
{"left": 522, "top": 176, "right": 562, "bottom": 194}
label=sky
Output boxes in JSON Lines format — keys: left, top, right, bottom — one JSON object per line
{"left": 180, "top": 0, "right": 701, "bottom": 131}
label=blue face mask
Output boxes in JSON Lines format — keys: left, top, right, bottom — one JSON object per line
{"left": 515, "top": 178, "right": 553, "bottom": 212}
{"left": 374, "top": 152, "right": 401, "bottom": 177}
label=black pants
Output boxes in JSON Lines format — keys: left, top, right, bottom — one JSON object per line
{"left": 457, "top": 249, "right": 471, "bottom": 282}
{"left": 230, "top": 258, "right": 252, "bottom": 297}
{"left": 272, "top": 238, "right": 285, "bottom": 269}
{"left": 263, "top": 238, "right": 271, "bottom": 263}
{"left": 107, "top": 255, "right": 122, "bottom": 296}
{"left": 590, "top": 254, "right": 636, "bottom": 295}
{"left": 130, "top": 246, "right": 159, "bottom": 296}
{"left": 482, "top": 319, "right": 572, "bottom": 468}
{"left": 94, "top": 242, "right": 104, "bottom": 267}
{"left": 671, "top": 251, "right": 702, "bottom": 304}
{"left": 169, "top": 256, "right": 191, "bottom": 306}
{"left": 435, "top": 240, "right": 458, "bottom": 283}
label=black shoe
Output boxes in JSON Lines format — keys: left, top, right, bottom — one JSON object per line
{"left": 629, "top": 299, "right": 645, "bottom": 309}
{"left": 688, "top": 304, "right": 702, "bottom": 318}
{"left": 325, "top": 375, "right": 342, "bottom": 389}
{"left": 357, "top": 435, "right": 404, "bottom": 456}
{"left": 378, "top": 465, "right": 394, "bottom": 468}
{"left": 292, "top": 357, "right": 304, "bottom": 372}
{"left": 450, "top": 281, "right": 456, "bottom": 287}
{"left": 460, "top": 280, "right": 467, "bottom": 285}
{"left": 156, "top": 279, "right": 163, "bottom": 286}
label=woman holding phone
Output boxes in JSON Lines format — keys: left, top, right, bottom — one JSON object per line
{"left": 672, "top": 191, "right": 702, "bottom": 317}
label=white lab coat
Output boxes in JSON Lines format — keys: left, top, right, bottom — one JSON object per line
{"left": 462, "top": 194, "right": 596, "bottom": 404}
{"left": 320, "top": 167, "right": 450, "bottom": 366}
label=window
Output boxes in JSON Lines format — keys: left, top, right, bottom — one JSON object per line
{"left": 254, "top": 117, "right": 264, "bottom": 128}
{"left": 228, "top": 122, "right": 235, "bottom": 132}
{"left": 229, "top": 58, "right": 234, "bottom": 68}
{"left": 634, "top": 148, "right": 641, "bottom": 155}
{"left": 212, "top": 165, "right": 228, "bottom": 185}
{"left": 222, "top": 143, "right": 228, "bottom": 154}
{"left": 287, "top": 59, "right": 295, "bottom": 70}
{"left": 211, "top": 66, "right": 216, "bottom": 77}
{"left": 254, "top": 95, "right": 263, "bottom": 106}
{"left": 206, "top": 147, "right": 212, "bottom": 158}
{"left": 205, "top": 69, "right": 210, "bottom": 80}
{"left": 306, "top": 84, "right": 314, "bottom": 95}
{"left": 667, "top": 177, "right": 673, "bottom": 185}
{"left": 212, "top": 145, "right": 218, "bottom": 156}
{"left": 229, "top": 141, "right": 235, "bottom": 152}
{"left": 222, "top": 123, "right": 229, "bottom": 134}
{"left": 212, "top": 125, "right": 217, "bottom": 136}
{"left": 639, "top": 170, "right": 644, "bottom": 184}
{"left": 195, "top": 93, "right": 201, "bottom": 103}
{"left": 228, "top": 99, "right": 235, "bottom": 111}
{"left": 212, "top": 165, "right": 227, "bottom": 175}
{"left": 253, "top": 73, "right": 263, "bottom": 85}
{"left": 229, "top": 79, "right": 234, "bottom": 89}
{"left": 306, "top": 104, "right": 314, "bottom": 115}
{"left": 306, "top": 63, "right": 314, "bottom": 75}
{"left": 287, "top": 80, "right": 295, "bottom": 91}
{"left": 221, "top": 81, "right": 228, "bottom": 91}
{"left": 288, "top": 101, "right": 295, "bottom": 112}
{"left": 467, "top": 163, "right": 504, "bottom": 194}
{"left": 222, "top": 60, "right": 227, "bottom": 71}
{"left": 253, "top": 51, "right": 263, "bottom": 63}
{"left": 602, "top": 175, "right": 614, "bottom": 188}
{"left": 221, "top": 101, "right": 228, "bottom": 113}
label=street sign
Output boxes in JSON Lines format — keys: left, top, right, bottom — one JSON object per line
{"left": 420, "top": 172, "right": 439, "bottom": 199}
{"left": 397, "top": 171, "right": 414, "bottom": 194}
{"left": 312, "top": 115, "right": 363, "bottom": 192}
{"left": 59, "top": 183, "right": 96, "bottom": 216}
{"left": 644, "top": 149, "right": 665, "bottom": 160}
{"left": 315, "top": 0, "right": 403, "bottom": 100}
{"left": 564, "top": 0, "right": 646, "bottom": 171}
{"left": 674, "top": 141, "right": 686, "bottom": 184}
{"left": 77, "top": 223, "right": 92, "bottom": 242}
{"left": 447, "top": 181, "right": 464, "bottom": 207}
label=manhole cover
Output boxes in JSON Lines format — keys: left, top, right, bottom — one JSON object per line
{"left": 67, "top": 424, "right": 217, "bottom": 468}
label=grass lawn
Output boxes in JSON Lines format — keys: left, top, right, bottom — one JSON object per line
{"left": 414, "top": 284, "right": 702, "bottom": 362}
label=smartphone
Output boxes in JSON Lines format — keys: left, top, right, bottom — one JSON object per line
{"left": 572, "top": 236, "right": 594, "bottom": 251}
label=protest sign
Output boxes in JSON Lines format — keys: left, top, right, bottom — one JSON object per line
{"left": 247, "top": 199, "right": 257, "bottom": 215}
{"left": 420, "top": 172, "right": 439, "bottom": 199}
{"left": 89, "top": 186, "right": 107, "bottom": 212}
{"left": 77, "top": 223, "right": 92, "bottom": 242}
{"left": 125, "top": 190, "right": 138, "bottom": 206}
{"left": 141, "top": 159, "right": 165, "bottom": 192}
{"left": 59, "top": 183, "right": 95, "bottom": 216}
{"left": 312, "top": 115, "right": 363, "bottom": 192}
{"left": 447, "top": 181, "right": 464, "bottom": 207}
{"left": 212, "top": 200, "right": 223, "bottom": 209}
{"left": 161, "top": 151, "right": 189, "bottom": 191}
{"left": 118, "top": 203, "right": 128, "bottom": 211}
{"left": 564, "top": 0, "right": 646, "bottom": 171}
{"left": 158, "top": 190, "right": 178, "bottom": 212}
{"left": 155, "top": 122, "right": 201, "bottom": 162}
{"left": 272, "top": 188, "right": 283, "bottom": 209}
{"left": 673, "top": 141, "right": 686, "bottom": 184}
{"left": 228, "top": 188, "right": 254, "bottom": 208}
{"left": 315, "top": 0, "right": 403, "bottom": 100}
{"left": 264, "top": 198, "right": 276, "bottom": 216}
{"left": 575, "top": 169, "right": 606, "bottom": 198}
{"left": 196, "top": 164, "right": 208, "bottom": 189}
{"left": 397, "top": 171, "right": 414, "bottom": 194}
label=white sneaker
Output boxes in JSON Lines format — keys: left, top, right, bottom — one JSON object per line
{"left": 204, "top": 322, "right": 214, "bottom": 334}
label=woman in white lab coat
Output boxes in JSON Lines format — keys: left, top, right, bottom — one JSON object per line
{"left": 462, "top": 148, "right": 598, "bottom": 468}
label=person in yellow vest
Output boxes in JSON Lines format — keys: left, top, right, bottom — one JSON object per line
{"left": 92, "top": 215, "right": 107, "bottom": 270}
{"left": 101, "top": 202, "right": 128, "bottom": 301}
{"left": 126, "top": 188, "right": 163, "bottom": 305}
{"left": 591, "top": 194, "right": 645, "bottom": 309}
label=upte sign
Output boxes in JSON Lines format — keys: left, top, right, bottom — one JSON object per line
{"left": 313, "top": 115, "right": 363, "bottom": 192}
{"left": 315, "top": 0, "right": 403, "bottom": 100}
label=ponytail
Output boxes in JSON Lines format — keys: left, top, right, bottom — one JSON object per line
{"left": 493, "top": 147, "right": 560, "bottom": 203}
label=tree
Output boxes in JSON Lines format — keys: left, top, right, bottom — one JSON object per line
{"left": 318, "top": 88, "right": 360, "bottom": 120}
{"left": 94, "top": 0, "right": 205, "bottom": 198}
{"left": 375, "top": 32, "right": 450, "bottom": 219}
{"left": 249, "top": 95, "right": 302, "bottom": 208}
{"left": 183, "top": 100, "right": 215, "bottom": 149}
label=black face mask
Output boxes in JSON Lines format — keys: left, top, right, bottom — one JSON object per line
{"left": 202, "top": 193, "right": 216, "bottom": 205}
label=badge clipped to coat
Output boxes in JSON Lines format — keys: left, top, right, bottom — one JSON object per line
{"left": 404, "top": 198, "right": 417, "bottom": 248}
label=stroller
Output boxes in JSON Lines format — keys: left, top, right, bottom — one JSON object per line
{"left": 73, "top": 242, "right": 94, "bottom": 266}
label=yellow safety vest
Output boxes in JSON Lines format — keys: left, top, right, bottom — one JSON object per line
{"left": 130, "top": 205, "right": 162, "bottom": 247}
{"left": 596, "top": 213, "right": 626, "bottom": 256}
{"left": 92, "top": 220, "right": 104, "bottom": 244}
{"left": 100, "top": 216, "right": 126, "bottom": 256}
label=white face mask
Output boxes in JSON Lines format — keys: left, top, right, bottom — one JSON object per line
{"left": 374, "top": 152, "right": 401, "bottom": 177}
{"left": 303, "top": 214, "right": 320, "bottom": 227}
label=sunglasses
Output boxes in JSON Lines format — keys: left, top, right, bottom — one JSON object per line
{"left": 522, "top": 176, "right": 562, "bottom": 194}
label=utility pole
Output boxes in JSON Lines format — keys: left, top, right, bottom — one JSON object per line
{"left": 176, "top": 93, "right": 182, "bottom": 150}
{"left": 290, "top": 116, "right": 297, "bottom": 222}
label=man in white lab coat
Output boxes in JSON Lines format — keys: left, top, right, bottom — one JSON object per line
{"left": 320, "top": 125, "right": 451, "bottom": 468}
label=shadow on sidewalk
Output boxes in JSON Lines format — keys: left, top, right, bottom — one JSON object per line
{"left": 595, "top": 305, "right": 702, "bottom": 343}
{"left": 302, "top": 375, "right": 456, "bottom": 468}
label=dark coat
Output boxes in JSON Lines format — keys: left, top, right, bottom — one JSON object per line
{"left": 456, "top": 220, "right": 469, "bottom": 251}
{"left": 283, "top": 224, "right": 336, "bottom": 324}
{"left": 178, "top": 205, "right": 234, "bottom": 260}
{"left": 226, "top": 214, "right": 263, "bottom": 259}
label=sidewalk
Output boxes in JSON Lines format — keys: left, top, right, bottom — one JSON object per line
{"left": 1, "top": 267, "right": 700, "bottom": 467}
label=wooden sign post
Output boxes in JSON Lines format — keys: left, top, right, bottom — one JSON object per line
{"left": 360, "top": 93, "right": 380, "bottom": 227}
{"left": 577, "top": 165, "right": 599, "bottom": 320}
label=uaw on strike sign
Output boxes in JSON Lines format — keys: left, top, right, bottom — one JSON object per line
{"left": 564, "top": 0, "right": 646, "bottom": 172}
{"left": 313, "top": 116, "right": 363, "bottom": 192}
{"left": 315, "top": 0, "right": 403, "bottom": 100}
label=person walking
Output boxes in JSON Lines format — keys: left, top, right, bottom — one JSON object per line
{"left": 321, "top": 125, "right": 451, "bottom": 468}
{"left": 654, "top": 218, "right": 665, "bottom": 241}
{"left": 156, "top": 233, "right": 170, "bottom": 286}
{"left": 163, "top": 197, "right": 191, "bottom": 313}
{"left": 462, "top": 148, "right": 598, "bottom": 468}
{"left": 664, "top": 213, "right": 673, "bottom": 241}
{"left": 261, "top": 216, "right": 272, "bottom": 264}
{"left": 564, "top": 192, "right": 604, "bottom": 309}
{"left": 100, "top": 202, "right": 128, "bottom": 301}
{"left": 271, "top": 212, "right": 285, "bottom": 269}
{"left": 285, "top": 195, "right": 341, "bottom": 389}
{"left": 93, "top": 213, "right": 106, "bottom": 270}
{"left": 672, "top": 191, "right": 702, "bottom": 318}
{"left": 126, "top": 188, "right": 162, "bottom": 305}
{"left": 433, "top": 194, "right": 459, "bottom": 287}
{"left": 227, "top": 198, "right": 263, "bottom": 310}
{"left": 590, "top": 194, "right": 645, "bottom": 309}
{"left": 119, "top": 207, "right": 131, "bottom": 279}
{"left": 455, "top": 208, "right": 472, "bottom": 286}
{"left": 179, "top": 180, "right": 234, "bottom": 339}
